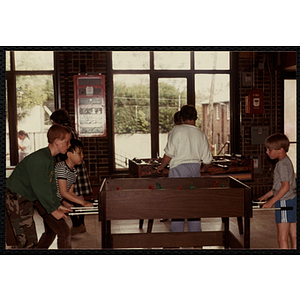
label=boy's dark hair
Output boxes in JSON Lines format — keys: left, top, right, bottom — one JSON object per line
{"left": 180, "top": 105, "right": 198, "bottom": 121}
{"left": 67, "top": 139, "right": 83, "bottom": 153}
{"left": 50, "top": 109, "right": 71, "bottom": 125}
{"left": 47, "top": 125, "right": 71, "bottom": 143}
{"left": 173, "top": 111, "right": 181, "bottom": 125}
{"left": 265, "top": 133, "right": 290, "bottom": 152}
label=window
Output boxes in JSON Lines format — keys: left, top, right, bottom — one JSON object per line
{"left": 216, "top": 104, "right": 220, "bottom": 120}
{"left": 112, "top": 51, "right": 149, "bottom": 70}
{"left": 154, "top": 51, "right": 190, "bottom": 70}
{"left": 227, "top": 103, "right": 230, "bottom": 120}
{"left": 195, "top": 51, "right": 229, "bottom": 70}
{"left": 158, "top": 77, "right": 187, "bottom": 157}
{"left": 6, "top": 51, "right": 10, "bottom": 71}
{"left": 195, "top": 73, "right": 230, "bottom": 155}
{"left": 284, "top": 79, "right": 297, "bottom": 174}
{"left": 6, "top": 51, "right": 55, "bottom": 166}
{"left": 15, "top": 51, "right": 54, "bottom": 71}
{"left": 113, "top": 74, "right": 150, "bottom": 168}
{"left": 111, "top": 51, "right": 231, "bottom": 170}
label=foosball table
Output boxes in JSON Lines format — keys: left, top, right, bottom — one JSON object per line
{"left": 129, "top": 154, "right": 253, "bottom": 181}
{"left": 129, "top": 154, "right": 254, "bottom": 234}
{"left": 201, "top": 154, "right": 254, "bottom": 181}
{"left": 99, "top": 176, "right": 252, "bottom": 249}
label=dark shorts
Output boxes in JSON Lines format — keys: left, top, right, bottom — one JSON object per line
{"left": 275, "top": 196, "right": 297, "bottom": 223}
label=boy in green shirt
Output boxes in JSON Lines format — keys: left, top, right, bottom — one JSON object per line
{"left": 6, "top": 125, "right": 72, "bottom": 249}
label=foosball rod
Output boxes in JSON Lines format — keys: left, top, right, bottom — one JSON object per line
{"left": 252, "top": 201, "right": 293, "bottom": 211}
{"left": 70, "top": 210, "right": 98, "bottom": 214}
{"left": 69, "top": 211, "right": 98, "bottom": 216}
{"left": 70, "top": 206, "right": 98, "bottom": 210}
{"left": 252, "top": 206, "right": 293, "bottom": 211}
{"left": 252, "top": 201, "right": 266, "bottom": 205}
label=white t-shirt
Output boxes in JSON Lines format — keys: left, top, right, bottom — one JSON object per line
{"left": 164, "top": 124, "right": 213, "bottom": 169}
{"left": 19, "top": 137, "right": 31, "bottom": 155}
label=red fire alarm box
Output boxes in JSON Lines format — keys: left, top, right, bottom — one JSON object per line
{"left": 245, "top": 88, "right": 264, "bottom": 114}
{"left": 74, "top": 74, "right": 107, "bottom": 137}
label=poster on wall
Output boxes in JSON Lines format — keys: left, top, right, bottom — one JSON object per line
{"left": 74, "top": 74, "right": 107, "bottom": 137}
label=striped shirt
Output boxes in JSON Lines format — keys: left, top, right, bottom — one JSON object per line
{"left": 55, "top": 161, "right": 77, "bottom": 200}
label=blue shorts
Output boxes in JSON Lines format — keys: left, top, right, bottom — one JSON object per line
{"left": 275, "top": 196, "right": 297, "bottom": 223}
{"left": 169, "top": 163, "right": 200, "bottom": 178}
{"left": 169, "top": 163, "right": 201, "bottom": 232}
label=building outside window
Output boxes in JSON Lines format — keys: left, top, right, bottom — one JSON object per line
{"left": 6, "top": 51, "right": 55, "bottom": 167}
{"left": 112, "top": 51, "right": 231, "bottom": 169}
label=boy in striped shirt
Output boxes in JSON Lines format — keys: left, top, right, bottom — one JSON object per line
{"left": 55, "top": 139, "right": 93, "bottom": 235}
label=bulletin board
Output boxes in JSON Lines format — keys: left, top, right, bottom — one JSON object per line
{"left": 74, "top": 74, "right": 107, "bottom": 137}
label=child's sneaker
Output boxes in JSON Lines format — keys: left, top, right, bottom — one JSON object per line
{"left": 71, "top": 224, "right": 86, "bottom": 236}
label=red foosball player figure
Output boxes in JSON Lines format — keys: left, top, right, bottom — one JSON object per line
{"left": 148, "top": 184, "right": 154, "bottom": 190}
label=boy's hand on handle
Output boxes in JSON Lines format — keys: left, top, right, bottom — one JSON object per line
{"left": 157, "top": 166, "right": 163, "bottom": 173}
{"left": 262, "top": 201, "right": 274, "bottom": 209}
{"left": 83, "top": 201, "right": 94, "bottom": 207}
{"left": 258, "top": 195, "right": 274, "bottom": 209}
{"left": 51, "top": 208, "right": 68, "bottom": 220}
{"left": 62, "top": 200, "right": 73, "bottom": 209}
{"left": 58, "top": 205, "right": 72, "bottom": 212}
{"left": 258, "top": 192, "right": 271, "bottom": 202}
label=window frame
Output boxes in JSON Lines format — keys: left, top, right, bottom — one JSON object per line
{"left": 6, "top": 51, "right": 58, "bottom": 166}
{"left": 108, "top": 51, "right": 239, "bottom": 173}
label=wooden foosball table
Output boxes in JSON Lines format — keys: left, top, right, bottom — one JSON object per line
{"left": 100, "top": 176, "right": 252, "bottom": 249}
{"left": 129, "top": 154, "right": 253, "bottom": 181}
{"left": 129, "top": 155, "right": 253, "bottom": 234}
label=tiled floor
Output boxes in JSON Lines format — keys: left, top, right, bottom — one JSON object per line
{"left": 32, "top": 208, "right": 280, "bottom": 250}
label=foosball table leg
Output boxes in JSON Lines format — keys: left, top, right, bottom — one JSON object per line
{"left": 237, "top": 217, "right": 243, "bottom": 234}
{"left": 139, "top": 219, "right": 144, "bottom": 229}
{"left": 223, "top": 217, "right": 230, "bottom": 249}
{"left": 222, "top": 217, "right": 244, "bottom": 235}
{"left": 147, "top": 219, "right": 154, "bottom": 233}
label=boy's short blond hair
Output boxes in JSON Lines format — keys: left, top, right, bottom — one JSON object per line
{"left": 47, "top": 125, "right": 71, "bottom": 143}
{"left": 265, "top": 133, "right": 290, "bottom": 152}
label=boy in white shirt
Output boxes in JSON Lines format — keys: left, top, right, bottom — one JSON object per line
{"left": 158, "top": 105, "right": 213, "bottom": 232}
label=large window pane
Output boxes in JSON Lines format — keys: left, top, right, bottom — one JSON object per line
{"left": 6, "top": 51, "right": 56, "bottom": 167}
{"left": 15, "top": 51, "right": 54, "bottom": 70}
{"left": 158, "top": 78, "right": 187, "bottom": 157}
{"left": 6, "top": 51, "right": 10, "bottom": 71}
{"left": 284, "top": 79, "right": 297, "bottom": 173}
{"left": 112, "top": 51, "right": 150, "bottom": 70}
{"left": 114, "top": 74, "right": 150, "bottom": 169}
{"left": 154, "top": 51, "right": 190, "bottom": 70}
{"left": 195, "top": 74, "right": 230, "bottom": 155}
{"left": 16, "top": 75, "right": 54, "bottom": 151}
{"left": 195, "top": 51, "right": 229, "bottom": 70}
